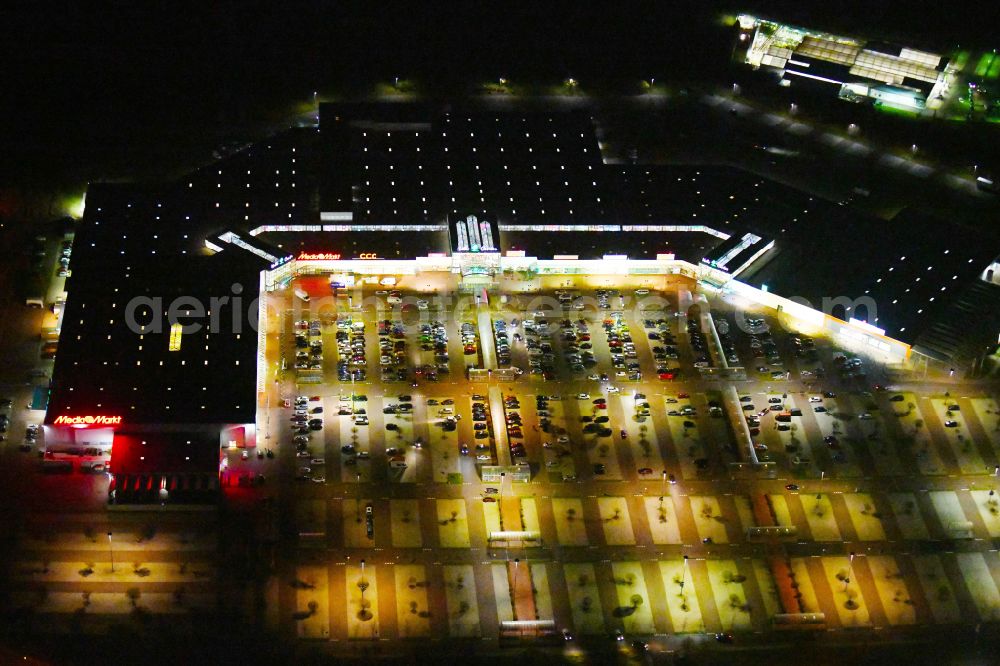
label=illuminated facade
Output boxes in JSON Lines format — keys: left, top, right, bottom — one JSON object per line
{"left": 737, "top": 14, "right": 949, "bottom": 109}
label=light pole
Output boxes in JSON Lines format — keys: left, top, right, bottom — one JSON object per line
{"left": 513, "top": 558, "right": 520, "bottom": 609}
{"left": 499, "top": 472, "right": 506, "bottom": 529}
{"left": 844, "top": 551, "right": 855, "bottom": 593}
{"left": 679, "top": 554, "right": 689, "bottom": 600}
{"left": 107, "top": 532, "right": 115, "bottom": 573}
{"left": 660, "top": 470, "right": 668, "bottom": 501}
{"left": 356, "top": 473, "right": 362, "bottom": 522}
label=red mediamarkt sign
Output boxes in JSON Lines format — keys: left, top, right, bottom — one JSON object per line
{"left": 298, "top": 252, "right": 342, "bottom": 260}
{"left": 53, "top": 415, "right": 123, "bottom": 426}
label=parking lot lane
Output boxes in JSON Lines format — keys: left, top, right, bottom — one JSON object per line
{"left": 342, "top": 499, "right": 375, "bottom": 548}
{"left": 610, "top": 561, "right": 656, "bottom": 634}
{"left": 671, "top": 494, "right": 705, "bottom": 544}
{"left": 766, "top": 494, "right": 796, "bottom": 532}
{"left": 345, "top": 562, "right": 379, "bottom": 639}
{"left": 866, "top": 555, "right": 916, "bottom": 625}
{"left": 394, "top": 564, "right": 432, "bottom": 638}
{"left": 663, "top": 394, "right": 707, "bottom": 480}
{"left": 442, "top": 564, "right": 482, "bottom": 637}
{"left": 820, "top": 556, "right": 872, "bottom": 627}
{"left": 799, "top": 493, "right": 843, "bottom": 542}
{"left": 390, "top": 499, "right": 423, "bottom": 548}
{"left": 537, "top": 394, "right": 576, "bottom": 483}
{"left": 563, "top": 562, "right": 605, "bottom": 635}
{"left": 428, "top": 395, "right": 461, "bottom": 482}
{"left": 618, "top": 393, "right": 664, "bottom": 477}
{"left": 893, "top": 393, "right": 950, "bottom": 475}
{"left": 551, "top": 497, "right": 589, "bottom": 546}
{"left": 529, "top": 563, "right": 555, "bottom": 621}
{"left": 745, "top": 561, "right": 780, "bottom": 623}
{"left": 911, "top": 554, "right": 962, "bottom": 624}
{"left": 339, "top": 410, "right": 373, "bottom": 484}
{"left": 482, "top": 499, "right": 501, "bottom": 535}
{"left": 488, "top": 387, "right": 511, "bottom": 468}
{"left": 643, "top": 496, "right": 683, "bottom": 544}
{"left": 732, "top": 494, "right": 756, "bottom": 534}
{"left": 955, "top": 553, "right": 1000, "bottom": 622}
{"left": 419, "top": 498, "right": 442, "bottom": 549}
{"left": 382, "top": 398, "right": 418, "bottom": 483}
{"left": 886, "top": 493, "right": 932, "bottom": 540}
{"left": 713, "top": 494, "right": 750, "bottom": 542}
{"left": 573, "top": 392, "right": 625, "bottom": 481}
{"left": 929, "top": 491, "right": 973, "bottom": 539}
{"left": 598, "top": 497, "right": 636, "bottom": 545}
{"left": 520, "top": 497, "right": 541, "bottom": 534}
{"left": 788, "top": 558, "right": 824, "bottom": 618}
{"left": 295, "top": 564, "right": 331, "bottom": 639}
{"left": 968, "top": 397, "right": 1000, "bottom": 459}
{"left": 843, "top": 493, "right": 887, "bottom": 541}
{"left": 436, "top": 498, "right": 471, "bottom": 548}
{"left": 657, "top": 559, "right": 705, "bottom": 633}
{"left": 705, "top": 560, "right": 753, "bottom": 631}
{"left": 933, "top": 398, "right": 989, "bottom": 474}
{"left": 688, "top": 495, "right": 730, "bottom": 544}
{"left": 968, "top": 490, "right": 1000, "bottom": 537}
{"left": 490, "top": 563, "right": 514, "bottom": 623}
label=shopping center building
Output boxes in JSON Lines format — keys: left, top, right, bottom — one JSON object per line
{"left": 735, "top": 14, "right": 950, "bottom": 110}
{"left": 41, "top": 101, "right": 999, "bottom": 503}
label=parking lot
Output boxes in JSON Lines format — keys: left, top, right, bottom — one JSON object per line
{"left": 240, "top": 275, "right": 1000, "bottom": 645}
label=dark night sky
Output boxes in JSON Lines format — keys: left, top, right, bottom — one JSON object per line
{"left": 1, "top": 0, "right": 997, "bottom": 191}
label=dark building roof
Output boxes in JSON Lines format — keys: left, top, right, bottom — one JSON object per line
{"left": 47, "top": 251, "right": 261, "bottom": 425}
{"left": 742, "top": 208, "right": 998, "bottom": 344}
{"left": 47, "top": 129, "right": 318, "bottom": 427}
{"left": 110, "top": 431, "right": 220, "bottom": 476}
{"left": 319, "top": 103, "right": 610, "bottom": 226}
{"left": 913, "top": 279, "right": 1000, "bottom": 363}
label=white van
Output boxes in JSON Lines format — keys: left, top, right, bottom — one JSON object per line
{"left": 294, "top": 289, "right": 310, "bottom": 302}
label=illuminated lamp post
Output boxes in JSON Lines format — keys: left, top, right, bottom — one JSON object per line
{"left": 512, "top": 558, "right": 520, "bottom": 608}
{"left": 107, "top": 532, "right": 115, "bottom": 573}
{"left": 844, "top": 551, "right": 855, "bottom": 593}
{"left": 679, "top": 555, "right": 689, "bottom": 599}
{"left": 499, "top": 472, "right": 506, "bottom": 530}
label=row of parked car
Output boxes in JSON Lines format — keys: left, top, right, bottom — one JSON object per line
{"left": 685, "top": 315, "right": 712, "bottom": 369}
{"left": 524, "top": 317, "right": 556, "bottom": 380}
{"left": 493, "top": 319, "right": 512, "bottom": 366}
{"left": 291, "top": 395, "right": 325, "bottom": 482}
{"left": 413, "top": 321, "right": 450, "bottom": 381}
{"left": 746, "top": 323, "right": 786, "bottom": 380}
{"left": 607, "top": 313, "right": 642, "bottom": 380}
{"left": 468, "top": 399, "right": 493, "bottom": 460}
{"left": 294, "top": 320, "right": 324, "bottom": 371}
{"left": 502, "top": 395, "right": 526, "bottom": 459}
{"left": 647, "top": 318, "right": 681, "bottom": 379}
{"left": 336, "top": 318, "right": 367, "bottom": 382}
{"left": 558, "top": 318, "right": 596, "bottom": 373}
{"left": 378, "top": 319, "right": 410, "bottom": 383}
